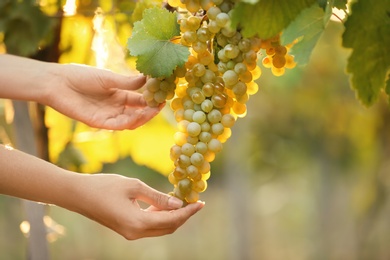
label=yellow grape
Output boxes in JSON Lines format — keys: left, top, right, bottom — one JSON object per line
{"left": 272, "top": 54, "right": 286, "bottom": 69}
{"left": 271, "top": 66, "right": 285, "bottom": 76}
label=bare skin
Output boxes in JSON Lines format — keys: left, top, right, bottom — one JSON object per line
{"left": 0, "top": 54, "right": 204, "bottom": 239}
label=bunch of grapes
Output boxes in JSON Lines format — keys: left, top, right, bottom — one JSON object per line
{"left": 143, "top": 0, "right": 296, "bottom": 203}
{"left": 260, "top": 35, "right": 297, "bottom": 76}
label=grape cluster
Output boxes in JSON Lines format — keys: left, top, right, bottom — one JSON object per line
{"left": 260, "top": 35, "right": 297, "bottom": 76}
{"left": 142, "top": 67, "right": 186, "bottom": 107}
{"left": 144, "top": 0, "right": 295, "bottom": 203}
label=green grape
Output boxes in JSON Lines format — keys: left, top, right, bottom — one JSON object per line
{"left": 177, "top": 154, "right": 191, "bottom": 168}
{"left": 191, "top": 89, "right": 205, "bottom": 104}
{"left": 208, "top": 20, "right": 221, "bottom": 33}
{"left": 187, "top": 165, "right": 199, "bottom": 179}
{"left": 232, "top": 81, "right": 247, "bottom": 96}
{"left": 192, "top": 110, "right": 207, "bottom": 123}
{"left": 211, "top": 93, "right": 227, "bottom": 108}
{"left": 187, "top": 122, "right": 202, "bottom": 137}
{"left": 183, "top": 109, "right": 195, "bottom": 121}
{"left": 200, "top": 0, "right": 213, "bottom": 10}
{"left": 170, "top": 145, "right": 182, "bottom": 161}
{"left": 200, "top": 69, "right": 216, "bottom": 83}
{"left": 221, "top": 113, "right": 236, "bottom": 128}
{"left": 200, "top": 121, "right": 211, "bottom": 132}
{"left": 215, "top": 12, "right": 230, "bottom": 27}
{"left": 178, "top": 178, "right": 192, "bottom": 195}
{"left": 187, "top": 15, "right": 202, "bottom": 31}
{"left": 202, "top": 83, "right": 214, "bottom": 97}
{"left": 142, "top": 89, "right": 154, "bottom": 102}
{"left": 238, "top": 38, "right": 252, "bottom": 52}
{"left": 195, "top": 141, "right": 208, "bottom": 154}
{"left": 183, "top": 31, "right": 197, "bottom": 44}
{"left": 174, "top": 131, "right": 187, "bottom": 146}
{"left": 222, "top": 70, "right": 239, "bottom": 86}
{"left": 193, "top": 179, "right": 207, "bottom": 193}
{"left": 177, "top": 119, "right": 189, "bottom": 133}
{"left": 208, "top": 138, "right": 223, "bottom": 153}
{"left": 207, "top": 6, "right": 221, "bottom": 20}
{"left": 154, "top": 90, "right": 167, "bottom": 103}
{"left": 174, "top": 109, "right": 185, "bottom": 122}
{"left": 190, "top": 152, "right": 204, "bottom": 167}
{"left": 181, "top": 142, "right": 195, "bottom": 156}
{"left": 234, "top": 62, "right": 247, "bottom": 75}
{"left": 207, "top": 109, "right": 222, "bottom": 124}
{"left": 193, "top": 63, "right": 206, "bottom": 77}
{"left": 173, "top": 166, "right": 187, "bottom": 180}
{"left": 186, "top": 190, "right": 199, "bottom": 203}
{"left": 199, "top": 131, "right": 212, "bottom": 143}
{"left": 224, "top": 44, "right": 240, "bottom": 59}
{"left": 197, "top": 27, "right": 212, "bottom": 43}
{"left": 211, "top": 122, "right": 224, "bottom": 135}
{"left": 201, "top": 99, "right": 213, "bottom": 112}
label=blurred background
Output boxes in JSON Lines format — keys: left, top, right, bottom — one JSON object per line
{"left": 1, "top": 0, "right": 390, "bottom": 259}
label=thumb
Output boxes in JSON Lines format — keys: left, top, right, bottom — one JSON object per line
{"left": 115, "top": 74, "right": 146, "bottom": 91}
{"left": 135, "top": 181, "right": 184, "bottom": 210}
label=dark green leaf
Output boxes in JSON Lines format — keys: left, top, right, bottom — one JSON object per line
{"left": 318, "top": 0, "right": 327, "bottom": 10}
{"left": 342, "top": 0, "right": 390, "bottom": 106}
{"left": 230, "top": 0, "right": 316, "bottom": 39}
{"left": 334, "top": 0, "right": 348, "bottom": 10}
{"left": 1, "top": 2, "right": 56, "bottom": 57}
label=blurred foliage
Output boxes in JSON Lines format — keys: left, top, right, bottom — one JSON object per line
{"left": 1, "top": 0, "right": 176, "bottom": 174}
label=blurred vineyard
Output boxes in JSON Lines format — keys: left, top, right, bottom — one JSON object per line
{"left": 1, "top": 0, "right": 390, "bottom": 259}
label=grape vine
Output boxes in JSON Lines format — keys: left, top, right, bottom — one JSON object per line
{"left": 127, "top": 0, "right": 390, "bottom": 204}
{"left": 128, "top": 0, "right": 299, "bottom": 203}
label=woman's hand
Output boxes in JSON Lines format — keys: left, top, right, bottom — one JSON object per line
{"left": 44, "top": 63, "right": 163, "bottom": 130}
{"left": 0, "top": 54, "right": 163, "bottom": 130}
{"left": 67, "top": 173, "right": 205, "bottom": 240}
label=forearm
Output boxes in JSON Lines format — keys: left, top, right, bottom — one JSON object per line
{"left": 0, "top": 54, "right": 58, "bottom": 103}
{"left": 0, "top": 144, "right": 84, "bottom": 210}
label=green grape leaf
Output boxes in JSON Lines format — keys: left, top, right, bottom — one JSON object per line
{"left": 318, "top": 0, "right": 327, "bottom": 10}
{"left": 342, "top": 0, "right": 390, "bottom": 106}
{"left": 131, "top": 0, "right": 163, "bottom": 25}
{"left": 230, "top": 0, "right": 317, "bottom": 39}
{"left": 281, "top": 3, "right": 330, "bottom": 65}
{"left": 334, "top": 0, "right": 348, "bottom": 10}
{"left": 127, "top": 7, "right": 190, "bottom": 78}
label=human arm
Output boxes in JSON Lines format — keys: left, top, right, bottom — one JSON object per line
{"left": 0, "top": 144, "right": 204, "bottom": 239}
{"left": 0, "top": 54, "right": 162, "bottom": 130}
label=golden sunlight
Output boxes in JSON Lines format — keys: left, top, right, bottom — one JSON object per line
{"left": 92, "top": 8, "right": 108, "bottom": 69}
{"left": 91, "top": 8, "right": 131, "bottom": 74}
{"left": 63, "top": 0, "right": 77, "bottom": 16}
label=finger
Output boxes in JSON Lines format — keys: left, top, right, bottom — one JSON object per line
{"left": 114, "top": 74, "right": 147, "bottom": 91}
{"left": 123, "top": 92, "right": 148, "bottom": 107}
{"left": 139, "top": 202, "right": 205, "bottom": 238}
{"left": 132, "top": 180, "right": 184, "bottom": 210}
{"left": 98, "top": 106, "right": 161, "bottom": 130}
{"left": 123, "top": 106, "right": 164, "bottom": 130}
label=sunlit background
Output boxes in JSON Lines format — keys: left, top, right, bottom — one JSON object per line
{"left": 1, "top": 0, "right": 389, "bottom": 259}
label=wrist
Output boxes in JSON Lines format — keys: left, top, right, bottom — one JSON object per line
{"left": 35, "top": 62, "right": 64, "bottom": 106}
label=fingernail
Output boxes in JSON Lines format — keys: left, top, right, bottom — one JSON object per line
{"left": 168, "top": 196, "right": 183, "bottom": 209}
{"left": 197, "top": 201, "right": 205, "bottom": 210}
